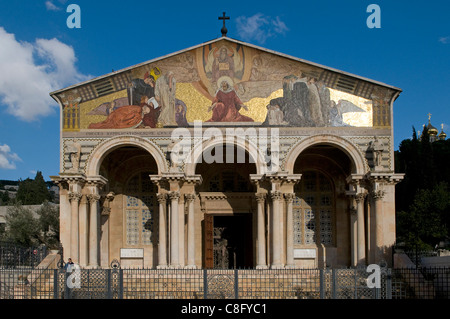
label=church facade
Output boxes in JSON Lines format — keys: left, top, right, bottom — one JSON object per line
{"left": 50, "top": 37, "right": 404, "bottom": 269}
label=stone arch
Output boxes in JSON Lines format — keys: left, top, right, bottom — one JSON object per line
{"left": 86, "top": 135, "right": 168, "bottom": 177}
{"left": 284, "top": 134, "right": 368, "bottom": 175}
{"left": 184, "top": 135, "right": 267, "bottom": 176}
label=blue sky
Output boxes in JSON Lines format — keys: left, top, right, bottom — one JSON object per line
{"left": 0, "top": 0, "right": 448, "bottom": 181}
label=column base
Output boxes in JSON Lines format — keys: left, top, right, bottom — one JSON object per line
{"left": 169, "top": 264, "right": 182, "bottom": 269}
{"left": 157, "top": 264, "right": 169, "bottom": 269}
{"left": 284, "top": 264, "right": 295, "bottom": 269}
{"left": 270, "top": 264, "right": 284, "bottom": 269}
{"left": 185, "top": 264, "right": 198, "bottom": 269}
{"left": 87, "top": 264, "right": 99, "bottom": 269}
{"left": 256, "top": 265, "right": 268, "bottom": 269}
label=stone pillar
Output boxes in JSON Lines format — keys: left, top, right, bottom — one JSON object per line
{"left": 255, "top": 193, "right": 267, "bottom": 269}
{"left": 87, "top": 193, "right": 101, "bottom": 268}
{"left": 372, "top": 189, "right": 385, "bottom": 263}
{"left": 68, "top": 191, "right": 82, "bottom": 263}
{"left": 349, "top": 202, "right": 357, "bottom": 267}
{"left": 284, "top": 193, "right": 295, "bottom": 268}
{"left": 169, "top": 191, "right": 180, "bottom": 267}
{"left": 78, "top": 195, "right": 89, "bottom": 267}
{"left": 157, "top": 193, "right": 168, "bottom": 268}
{"left": 270, "top": 191, "right": 283, "bottom": 269}
{"left": 185, "top": 194, "right": 197, "bottom": 268}
{"left": 355, "top": 193, "right": 366, "bottom": 266}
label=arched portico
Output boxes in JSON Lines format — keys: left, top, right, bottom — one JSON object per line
{"left": 284, "top": 134, "right": 368, "bottom": 176}
{"left": 86, "top": 135, "right": 168, "bottom": 177}
{"left": 284, "top": 134, "right": 370, "bottom": 268}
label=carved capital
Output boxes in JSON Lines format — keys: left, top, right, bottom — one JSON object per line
{"left": 355, "top": 193, "right": 366, "bottom": 203}
{"left": 372, "top": 190, "right": 385, "bottom": 201}
{"left": 68, "top": 192, "right": 82, "bottom": 203}
{"left": 270, "top": 191, "right": 282, "bottom": 201}
{"left": 284, "top": 193, "right": 295, "bottom": 203}
{"left": 255, "top": 193, "right": 266, "bottom": 203}
{"left": 169, "top": 191, "right": 180, "bottom": 201}
{"left": 156, "top": 193, "right": 167, "bottom": 203}
{"left": 184, "top": 193, "right": 196, "bottom": 203}
{"left": 87, "top": 194, "right": 101, "bottom": 204}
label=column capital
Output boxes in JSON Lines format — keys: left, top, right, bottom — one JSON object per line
{"left": 270, "top": 190, "right": 282, "bottom": 201}
{"left": 156, "top": 193, "right": 167, "bottom": 203}
{"left": 68, "top": 192, "right": 82, "bottom": 203}
{"left": 284, "top": 193, "right": 295, "bottom": 203}
{"left": 255, "top": 193, "right": 266, "bottom": 203}
{"left": 372, "top": 189, "right": 385, "bottom": 201}
{"left": 87, "top": 194, "right": 101, "bottom": 203}
{"left": 355, "top": 192, "right": 367, "bottom": 203}
{"left": 169, "top": 191, "right": 180, "bottom": 201}
{"left": 185, "top": 193, "right": 196, "bottom": 202}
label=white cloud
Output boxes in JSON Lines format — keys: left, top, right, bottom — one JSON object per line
{"left": 45, "top": 1, "right": 61, "bottom": 11}
{"left": 439, "top": 36, "right": 450, "bottom": 44}
{"left": 0, "top": 27, "right": 90, "bottom": 122}
{"left": 236, "top": 14, "right": 289, "bottom": 44}
{"left": 0, "top": 144, "right": 21, "bottom": 170}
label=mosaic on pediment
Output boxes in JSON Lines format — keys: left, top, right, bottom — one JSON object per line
{"left": 56, "top": 40, "right": 392, "bottom": 132}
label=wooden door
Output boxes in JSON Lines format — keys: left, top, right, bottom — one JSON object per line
{"left": 203, "top": 214, "right": 214, "bottom": 269}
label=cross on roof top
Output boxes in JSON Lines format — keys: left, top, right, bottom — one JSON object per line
{"left": 219, "top": 12, "right": 230, "bottom": 37}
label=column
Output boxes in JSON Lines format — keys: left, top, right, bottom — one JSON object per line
{"left": 256, "top": 193, "right": 267, "bottom": 269}
{"left": 169, "top": 191, "right": 180, "bottom": 267}
{"left": 349, "top": 203, "right": 357, "bottom": 267}
{"left": 372, "top": 189, "right": 385, "bottom": 263}
{"left": 68, "top": 191, "right": 82, "bottom": 263}
{"left": 157, "top": 193, "right": 168, "bottom": 268}
{"left": 270, "top": 191, "right": 283, "bottom": 269}
{"left": 78, "top": 196, "right": 89, "bottom": 267}
{"left": 284, "top": 193, "right": 295, "bottom": 268}
{"left": 185, "top": 194, "right": 197, "bottom": 268}
{"left": 88, "top": 193, "right": 101, "bottom": 268}
{"left": 355, "top": 193, "right": 366, "bottom": 266}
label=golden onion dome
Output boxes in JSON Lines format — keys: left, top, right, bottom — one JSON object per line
{"left": 439, "top": 124, "right": 447, "bottom": 140}
{"left": 427, "top": 122, "right": 438, "bottom": 136}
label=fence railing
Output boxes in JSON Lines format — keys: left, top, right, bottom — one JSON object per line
{"left": 0, "top": 242, "right": 48, "bottom": 268}
{"left": 1, "top": 267, "right": 449, "bottom": 299}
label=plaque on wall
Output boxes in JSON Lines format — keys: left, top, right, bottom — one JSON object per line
{"left": 293, "top": 249, "right": 316, "bottom": 259}
{"left": 120, "top": 248, "right": 144, "bottom": 258}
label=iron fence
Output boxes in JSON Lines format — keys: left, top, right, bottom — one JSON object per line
{"left": 0, "top": 242, "right": 48, "bottom": 268}
{"left": 0, "top": 266, "right": 449, "bottom": 299}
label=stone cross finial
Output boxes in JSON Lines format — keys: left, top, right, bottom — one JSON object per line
{"left": 219, "top": 12, "right": 230, "bottom": 37}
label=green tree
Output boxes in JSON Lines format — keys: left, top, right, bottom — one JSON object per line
{"left": 16, "top": 171, "right": 52, "bottom": 205}
{"left": 4, "top": 204, "right": 39, "bottom": 246}
{"left": 396, "top": 182, "right": 450, "bottom": 250}
{"left": 36, "top": 201, "right": 60, "bottom": 249}
{"left": 0, "top": 190, "right": 11, "bottom": 205}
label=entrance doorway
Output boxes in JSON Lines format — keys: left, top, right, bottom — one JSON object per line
{"left": 203, "top": 214, "right": 253, "bottom": 269}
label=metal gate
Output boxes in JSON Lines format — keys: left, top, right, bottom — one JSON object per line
{"left": 204, "top": 270, "right": 237, "bottom": 299}
{"left": 60, "top": 266, "right": 122, "bottom": 299}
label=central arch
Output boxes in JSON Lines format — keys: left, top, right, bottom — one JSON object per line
{"left": 193, "top": 142, "right": 259, "bottom": 269}
{"left": 184, "top": 135, "right": 267, "bottom": 176}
